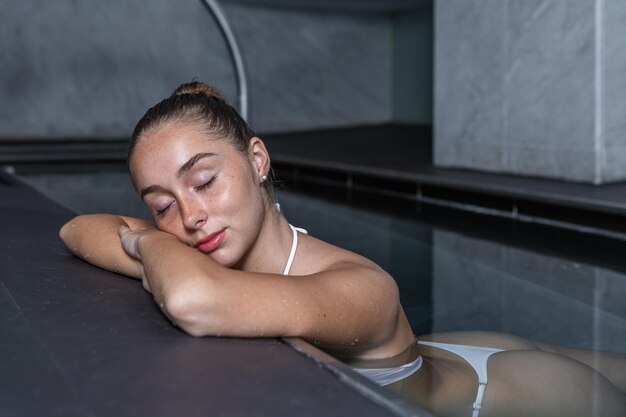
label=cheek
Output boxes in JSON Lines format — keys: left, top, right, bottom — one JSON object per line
{"left": 154, "top": 216, "right": 183, "bottom": 237}
{"left": 220, "top": 172, "right": 254, "bottom": 208}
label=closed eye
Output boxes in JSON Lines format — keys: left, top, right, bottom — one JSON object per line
{"left": 155, "top": 203, "right": 172, "bottom": 217}
{"left": 194, "top": 176, "right": 216, "bottom": 192}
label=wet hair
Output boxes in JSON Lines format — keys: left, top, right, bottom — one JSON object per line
{"left": 129, "top": 81, "right": 274, "bottom": 199}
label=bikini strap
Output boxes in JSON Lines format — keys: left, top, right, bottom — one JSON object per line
{"left": 283, "top": 224, "right": 307, "bottom": 276}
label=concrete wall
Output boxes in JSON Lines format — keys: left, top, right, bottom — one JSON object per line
{"left": 602, "top": 0, "right": 626, "bottom": 183}
{"left": 392, "top": 9, "right": 433, "bottom": 124}
{"left": 0, "top": 0, "right": 392, "bottom": 139}
{"left": 434, "top": 0, "right": 626, "bottom": 184}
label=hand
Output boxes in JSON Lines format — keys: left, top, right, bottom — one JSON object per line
{"left": 118, "top": 225, "right": 159, "bottom": 293}
{"left": 118, "top": 225, "right": 158, "bottom": 260}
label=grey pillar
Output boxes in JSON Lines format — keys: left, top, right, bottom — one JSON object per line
{"left": 434, "top": 0, "right": 626, "bottom": 184}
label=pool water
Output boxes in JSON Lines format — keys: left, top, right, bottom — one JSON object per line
{"left": 277, "top": 190, "right": 626, "bottom": 354}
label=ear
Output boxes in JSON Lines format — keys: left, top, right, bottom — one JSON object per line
{"left": 248, "top": 137, "right": 271, "bottom": 183}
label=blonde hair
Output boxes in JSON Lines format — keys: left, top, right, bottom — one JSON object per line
{"left": 172, "top": 81, "right": 225, "bottom": 100}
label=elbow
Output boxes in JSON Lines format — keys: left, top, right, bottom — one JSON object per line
{"left": 59, "top": 217, "right": 79, "bottom": 247}
{"left": 162, "top": 282, "right": 219, "bottom": 337}
{"left": 59, "top": 220, "right": 71, "bottom": 243}
{"left": 59, "top": 215, "right": 86, "bottom": 244}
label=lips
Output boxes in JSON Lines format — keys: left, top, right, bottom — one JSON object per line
{"left": 195, "top": 228, "right": 226, "bottom": 253}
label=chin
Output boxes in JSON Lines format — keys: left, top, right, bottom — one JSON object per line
{"left": 207, "top": 249, "right": 240, "bottom": 268}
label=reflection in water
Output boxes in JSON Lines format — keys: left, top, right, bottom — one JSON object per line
{"left": 431, "top": 230, "right": 626, "bottom": 353}
{"left": 278, "top": 191, "right": 626, "bottom": 416}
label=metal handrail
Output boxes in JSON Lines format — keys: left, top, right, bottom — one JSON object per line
{"left": 199, "top": 0, "right": 249, "bottom": 121}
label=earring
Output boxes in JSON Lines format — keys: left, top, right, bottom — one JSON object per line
{"left": 261, "top": 175, "right": 268, "bottom": 183}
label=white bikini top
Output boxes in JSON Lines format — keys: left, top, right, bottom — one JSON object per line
{"left": 281, "top": 218, "right": 422, "bottom": 387}
{"left": 283, "top": 224, "right": 307, "bottom": 275}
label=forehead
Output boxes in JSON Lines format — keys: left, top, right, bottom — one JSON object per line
{"left": 130, "top": 121, "right": 235, "bottom": 184}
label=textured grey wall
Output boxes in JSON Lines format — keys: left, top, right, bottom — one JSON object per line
{"left": 602, "top": 0, "right": 626, "bottom": 183}
{"left": 226, "top": 5, "right": 392, "bottom": 133}
{"left": 0, "top": 1, "right": 391, "bottom": 139}
{"left": 392, "top": 10, "right": 432, "bottom": 124}
{"left": 434, "top": 0, "right": 626, "bottom": 184}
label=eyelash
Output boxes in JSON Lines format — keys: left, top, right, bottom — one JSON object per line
{"left": 194, "top": 176, "right": 216, "bottom": 192}
{"left": 154, "top": 176, "right": 216, "bottom": 218}
{"left": 155, "top": 204, "right": 171, "bottom": 217}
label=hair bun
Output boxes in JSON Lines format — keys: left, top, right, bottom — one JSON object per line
{"left": 172, "top": 81, "right": 226, "bottom": 102}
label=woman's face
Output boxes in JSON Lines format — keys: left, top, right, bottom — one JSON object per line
{"left": 130, "top": 120, "right": 269, "bottom": 267}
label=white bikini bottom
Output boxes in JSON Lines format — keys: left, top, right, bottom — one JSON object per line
{"left": 353, "top": 341, "right": 503, "bottom": 417}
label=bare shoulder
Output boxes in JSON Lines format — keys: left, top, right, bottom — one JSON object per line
{"left": 293, "top": 232, "right": 384, "bottom": 276}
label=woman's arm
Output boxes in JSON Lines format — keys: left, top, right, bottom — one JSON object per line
{"left": 59, "top": 214, "right": 154, "bottom": 279}
{"left": 123, "top": 229, "right": 412, "bottom": 358}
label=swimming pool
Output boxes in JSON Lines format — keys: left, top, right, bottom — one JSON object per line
{"left": 18, "top": 170, "right": 626, "bottom": 416}
{"left": 21, "top": 170, "right": 626, "bottom": 354}
{"left": 276, "top": 190, "right": 626, "bottom": 355}
{"left": 21, "top": 171, "right": 626, "bottom": 354}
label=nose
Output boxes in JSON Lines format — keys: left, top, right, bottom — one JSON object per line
{"left": 179, "top": 198, "right": 208, "bottom": 230}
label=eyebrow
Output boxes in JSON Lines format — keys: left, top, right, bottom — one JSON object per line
{"left": 140, "top": 184, "right": 165, "bottom": 199}
{"left": 139, "top": 152, "right": 217, "bottom": 199}
{"left": 177, "top": 152, "right": 216, "bottom": 178}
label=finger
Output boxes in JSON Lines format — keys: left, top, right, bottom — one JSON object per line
{"left": 118, "top": 225, "right": 130, "bottom": 237}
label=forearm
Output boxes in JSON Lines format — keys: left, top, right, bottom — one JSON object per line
{"left": 59, "top": 214, "right": 144, "bottom": 279}
{"left": 136, "top": 231, "right": 221, "bottom": 323}
{"left": 138, "top": 235, "right": 404, "bottom": 348}
{"left": 135, "top": 233, "right": 411, "bottom": 357}
{"left": 136, "top": 231, "right": 296, "bottom": 337}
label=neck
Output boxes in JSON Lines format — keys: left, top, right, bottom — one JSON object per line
{"left": 234, "top": 202, "right": 294, "bottom": 274}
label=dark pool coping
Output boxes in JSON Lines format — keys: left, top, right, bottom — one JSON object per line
{"left": 0, "top": 171, "right": 432, "bottom": 417}
{"left": 269, "top": 152, "right": 626, "bottom": 216}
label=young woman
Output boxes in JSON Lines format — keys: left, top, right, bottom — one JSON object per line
{"left": 60, "top": 82, "right": 626, "bottom": 417}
